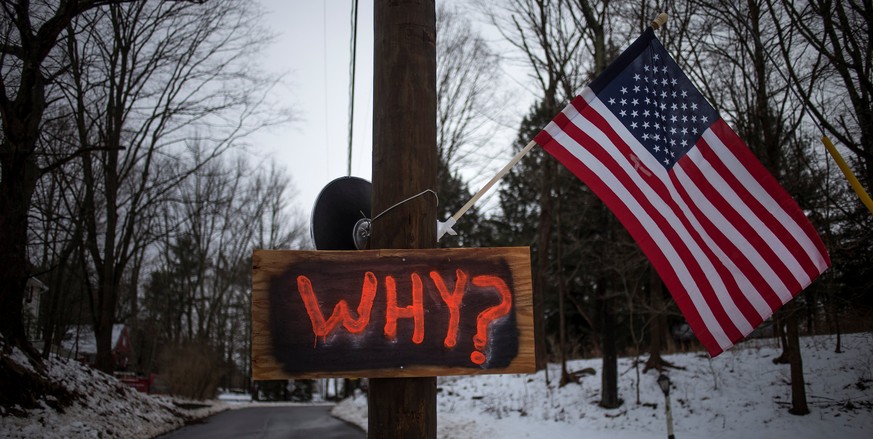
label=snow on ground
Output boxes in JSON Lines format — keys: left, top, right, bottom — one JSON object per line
{"left": 0, "top": 342, "right": 227, "bottom": 439}
{"left": 2, "top": 333, "right": 870, "bottom": 438}
{"left": 333, "top": 332, "right": 873, "bottom": 438}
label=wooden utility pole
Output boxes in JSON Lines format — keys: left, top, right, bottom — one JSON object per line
{"left": 368, "top": 0, "right": 437, "bottom": 438}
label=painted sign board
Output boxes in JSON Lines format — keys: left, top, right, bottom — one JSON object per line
{"left": 252, "top": 247, "right": 535, "bottom": 379}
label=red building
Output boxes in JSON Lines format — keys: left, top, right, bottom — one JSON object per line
{"left": 61, "top": 324, "right": 132, "bottom": 370}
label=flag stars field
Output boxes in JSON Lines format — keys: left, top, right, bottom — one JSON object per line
{"left": 600, "top": 54, "right": 715, "bottom": 170}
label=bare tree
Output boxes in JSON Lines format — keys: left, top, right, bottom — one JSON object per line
{"left": 0, "top": 0, "right": 227, "bottom": 412}
{"left": 27, "top": 113, "right": 90, "bottom": 359}
{"left": 766, "top": 4, "right": 872, "bottom": 349}
{"left": 61, "top": 0, "right": 288, "bottom": 372}
{"left": 483, "top": 0, "right": 586, "bottom": 385}
{"left": 434, "top": 3, "right": 509, "bottom": 246}
{"left": 436, "top": 3, "right": 504, "bottom": 171}
{"left": 681, "top": 0, "right": 841, "bottom": 415}
{"left": 1, "top": 0, "right": 138, "bottom": 361}
{"left": 144, "top": 153, "right": 305, "bottom": 389}
{"left": 767, "top": 0, "right": 873, "bottom": 188}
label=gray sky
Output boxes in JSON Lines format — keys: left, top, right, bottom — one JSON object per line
{"left": 252, "top": 0, "right": 375, "bottom": 222}
{"left": 251, "top": 0, "right": 535, "bottom": 232}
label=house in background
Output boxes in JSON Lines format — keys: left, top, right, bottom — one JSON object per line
{"left": 23, "top": 277, "right": 48, "bottom": 342}
{"left": 61, "top": 324, "right": 132, "bottom": 371}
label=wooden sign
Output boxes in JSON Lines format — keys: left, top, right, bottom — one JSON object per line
{"left": 252, "top": 247, "right": 534, "bottom": 379}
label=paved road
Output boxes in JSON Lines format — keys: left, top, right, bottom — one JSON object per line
{"left": 158, "top": 405, "right": 365, "bottom": 439}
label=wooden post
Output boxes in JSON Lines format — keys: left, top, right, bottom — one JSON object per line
{"left": 369, "top": 0, "right": 437, "bottom": 438}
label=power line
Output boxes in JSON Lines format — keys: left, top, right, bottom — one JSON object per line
{"left": 323, "top": 1, "right": 330, "bottom": 178}
{"left": 347, "top": 0, "right": 359, "bottom": 176}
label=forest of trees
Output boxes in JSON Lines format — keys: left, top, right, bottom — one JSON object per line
{"left": 458, "top": 0, "right": 872, "bottom": 415}
{"left": 0, "top": 0, "right": 304, "bottom": 405}
{"left": 1, "top": 0, "right": 870, "bottom": 416}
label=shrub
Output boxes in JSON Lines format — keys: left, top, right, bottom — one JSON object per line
{"left": 157, "top": 341, "right": 227, "bottom": 400}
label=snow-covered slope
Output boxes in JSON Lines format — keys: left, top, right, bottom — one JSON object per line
{"left": 333, "top": 332, "right": 873, "bottom": 438}
{"left": 0, "top": 342, "right": 225, "bottom": 439}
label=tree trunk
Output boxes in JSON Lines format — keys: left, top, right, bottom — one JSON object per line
{"left": 786, "top": 302, "right": 810, "bottom": 415}
{"left": 0, "top": 65, "right": 47, "bottom": 362}
{"left": 534, "top": 157, "right": 554, "bottom": 376}
{"left": 597, "top": 205, "right": 620, "bottom": 408}
{"left": 833, "top": 296, "right": 842, "bottom": 354}
{"left": 0, "top": 71, "right": 55, "bottom": 413}
{"left": 644, "top": 268, "right": 675, "bottom": 372}
{"left": 772, "top": 310, "right": 790, "bottom": 364}
{"left": 0, "top": 143, "right": 42, "bottom": 364}
{"left": 556, "top": 192, "right": 572, "bottom": 387}
{"left": 595, "top": 270, "right": 622, "bottom": 409}
{"left": 0, "top": 171, "right": 37, "bottom": 354}
{"left": 599, "top": 279, "right": 620, "bottom": 409}
{"left": 41, "top": 243, "right": 79, "bottom": 359}
{"left": 94, "top": 280, "right": 118, "bottom": 373}
{"left": 806, "top": 292, "right": 814, "bottom": 334}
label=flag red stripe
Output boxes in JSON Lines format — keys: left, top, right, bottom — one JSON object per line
{"left": 535, "top": 128, "right": 725, "bottom": 353}
{"left": 565, "top": 103, "right": 761, "bottom": 337}
{"left": 695, "top": 133, "right": 818, "bottom": 290}
{"left": 676, "top": 152, "right": 804, "bottom": 297}
{"left": 709, "top": 122, "right": 831, "bottom": 275}
{"left": 699, "top": 130, "right": 814, "bottom": 288}
{"left": 570, "top": 97, "right": 769, "bottom": 332}
{"left": 666, "top": 167, "right": 785, "bottom": 314}
{"left": 536, "top": 100, "right": 744, "bottom": 352}
{"left": 568, "top": 100, "right": 773, "bottom": 329}
{"left": 554, "top": 109, "right": 748, "bottom": 343}
{"left": 667, "top": 162, "right": 784, "bottom": 317}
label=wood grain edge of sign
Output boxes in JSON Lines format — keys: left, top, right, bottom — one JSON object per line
{"left": 253, "top": 362, "right": 535, "bottom": 380}
{"left": 506, "top": 246, "right": 535, "bottom": 376}
{"left": 250, "top": 247, "right": 535, "bottom": 380}
{"left": 254, "top": 246, "right": 532, "bottom": 265}
{"left": 251, "top": 249, "right": 280, "bottom": 381}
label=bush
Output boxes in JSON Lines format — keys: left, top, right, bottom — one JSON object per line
{"left": 157, "top": 341, "right": 227, "bottom": 400}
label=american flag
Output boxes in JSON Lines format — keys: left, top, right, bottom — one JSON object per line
{"left": 534, "top": 28, "right": 830, "bottom": 356}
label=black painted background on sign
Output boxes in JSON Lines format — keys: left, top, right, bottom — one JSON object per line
{"left": 268, "top": 255, "right": 519, "bottom": 373}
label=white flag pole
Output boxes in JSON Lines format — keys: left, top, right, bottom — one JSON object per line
{"left": 437, "top": 139, "right": 538, "bottom": 240}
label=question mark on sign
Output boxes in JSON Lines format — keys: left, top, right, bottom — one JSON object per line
{"left": 469, "top": 275, "right": 513, "bottom": 365}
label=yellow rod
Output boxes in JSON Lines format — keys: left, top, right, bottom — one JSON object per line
{"left": 822, "top": 136, "right": 873, "bottom": 215}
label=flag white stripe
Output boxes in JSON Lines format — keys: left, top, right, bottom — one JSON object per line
{"left": 697, "top": 135, "right": 812, "bottom": 287}
{"left": 545, "top": 109, "right": 734, "bottom": 350}
{"left": 579, "top": 88, "right": 669, "bottom": 180}
{"left": 577, "top": 97, "right": 756, "bottom": 333}
{"left": 656, "top": 175, "right": 774, "bottom": 320}
{"left": 676, "top": 149, "right": 794, "bottom": 303}
{"left": 702, "top": 130, "right": 829, "bottom": 275}
{"left": 664, "top": 170, "right": 776, "bottom": 319}
{"left": 578, "top": 98, "right": 775, "bottom": 321}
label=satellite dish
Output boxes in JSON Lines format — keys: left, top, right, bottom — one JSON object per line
{"left": 311, "top": 176, "right": 372, "bottom": 250}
